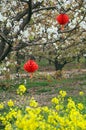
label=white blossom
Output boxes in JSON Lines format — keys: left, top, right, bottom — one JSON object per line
{"left": 65, "top": 0, "right": 73, "bottom": 4}
{"left": 80, "top": 21, "right": 86, "bottom": 30}
{"left": 42, "top": 38, "right": 47, "bottom": 42}
{"left": 53, "top": 43, "right": 58, "bottom": 49}
{"left": 53, "top": 34, "right": 58, "bottom": 39}
{"left": 19, "top": 19, "right": 23, "bottom": 24}
{"left": 6, "top": 20, "right": 12, "bottom": 28}
{"left": 23, "top": 30, "right": 29, "bottom": 38}
{"left": 14, "top": 25, "right": 20, "bottom": 32}
{"left": 47, "top": 26, "right": 58, "bottom": 34}
{"left": 18, "top": 36, "right": 22, "bottom": 40}
{"left": 0, "top": 13, "right": 7, "bottom": 21}
{"left": 39, "top": 27, "right": 45, "bottom": 35}
{"left": 3, "top": 67, "right": 7, "bottom": 71}
{"left": 48, "top": 35, "right": 51, "bottom": 39}
{"left": 6, "top": 61, "right": 10, "bottom": 66}
{"left": 12, "top": 1, "right": 17, "bottom": 6}
{"left": 83, "top": 54, "right": 86, "bottom": 57}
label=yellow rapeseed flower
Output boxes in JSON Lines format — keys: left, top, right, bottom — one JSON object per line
{"left": 42, "top": 106, "right": 50, "bottom": 113}
{"left": 17, "top": 84, "right": 26, "bottom": 95}
{"left": 6, "top": 109, "right": 17, "bottom": 121}
{"left": 59, "top": 90, "right": 67, "bottom": 97}
{"left": 77, "top": 103, "right": 84, "bottom": 110}
{"left": 79, "top": 91, "right": 84, "bottom": 96}
{"left": 51, "top": 97, "right": 59, "bottom": 104}
{"left": 7, "top": 99, "right": 14, "bottom": 107}
{"left": 55, "top": 104, "right": 63, "bottom": 111}
{"left": 1, "top": 90, "right": 86, "bottom": 130}
{"left": 0, "top": 102, "right": 4, "bottom": 109}
{"left": 67, "top": 98, "right": 76, "bottom": 109}
{"left": 0, "top": 116, "right": 7, "bottom": 125}
{"left": 5, "top": 123, "right": 13, "bottom": 130}
{"left": 29, "top": 98, "right": 38, "bottom": 107}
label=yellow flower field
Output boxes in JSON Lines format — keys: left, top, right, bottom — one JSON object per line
{"left": 0, "top": 88, "right": 86, "bottom": 130}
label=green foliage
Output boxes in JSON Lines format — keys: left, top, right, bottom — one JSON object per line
{"left": 26, "top": 81, "right": 50, "bottom": 88}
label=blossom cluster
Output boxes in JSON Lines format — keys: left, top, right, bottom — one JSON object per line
{"left": 0, "top": 90, "right": 86, "bottom": 130}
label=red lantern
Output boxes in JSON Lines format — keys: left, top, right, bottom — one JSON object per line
{"left": 24, "top": 60, "right": 38, "bottom": 79}
{"left": 56, "top": 14, "right": 69, "bottom": 30}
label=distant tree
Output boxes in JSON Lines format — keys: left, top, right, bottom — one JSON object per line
{"left": 0, "top": 0, "right": 86, "bottom": 70}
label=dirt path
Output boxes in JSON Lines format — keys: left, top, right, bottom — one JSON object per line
{"left": 0, "top": 69, "right": 86, "bottom": 80}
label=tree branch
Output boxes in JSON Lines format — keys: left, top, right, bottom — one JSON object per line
{"left": 14, "top": 1, "right": 43, "bottom": 21}
{"left": 0, "top": 31, "right": 12, "bottom": 62}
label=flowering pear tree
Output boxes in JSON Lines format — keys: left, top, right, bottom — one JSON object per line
{"left": 0, "top": 0, "right": 86, "bottom": 70}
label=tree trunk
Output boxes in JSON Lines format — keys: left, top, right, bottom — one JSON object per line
{"left": 0, "top": 41, "right": 5, "bottom": 56}
{"left": 54, "top": 58, "right": 67, "bottom": 71}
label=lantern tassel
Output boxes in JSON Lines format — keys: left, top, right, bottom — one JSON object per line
{"left": 61, "top": 25, "right": 64, "bottom": 31}
{"left": 30, "top": 73, "right": 33, "bottom": 79}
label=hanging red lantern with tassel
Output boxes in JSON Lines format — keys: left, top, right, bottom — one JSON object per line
{"left": 24, "top": 60, "right": 38, "bottom": 79}
{"left": 56, "top": 13, "right": 69, "bottom": 30}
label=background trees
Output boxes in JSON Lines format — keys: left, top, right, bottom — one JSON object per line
{"left": 0, "top": 0, "right": 86, "bottom": 70}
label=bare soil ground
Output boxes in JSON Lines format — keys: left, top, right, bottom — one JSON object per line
{"left": 0, "top": 69, "right": 86, "bottom": 107}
